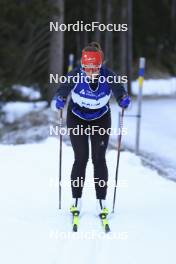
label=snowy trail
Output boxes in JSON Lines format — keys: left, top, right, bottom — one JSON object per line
{"left": 111, "top": 98, "right": 176, "bottom": 180}
{"left": 0, "top": 138, "right": 176, "bottom": 264}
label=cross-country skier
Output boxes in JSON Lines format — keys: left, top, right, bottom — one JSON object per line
{"left": 52, "top": 42, "right": 130, "bottom": 231}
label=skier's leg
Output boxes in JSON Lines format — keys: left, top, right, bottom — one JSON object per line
{"left": 67, "top": 109, "right": 89, "bottom": 199}
{"left": 90, "top": 111, "right": 111, "bottom": 201}
{"left": 96, "top": 198, "right": 107, "bottom": 212}
{"left": 71, "top": 198, "right": 82, "bottom": 211}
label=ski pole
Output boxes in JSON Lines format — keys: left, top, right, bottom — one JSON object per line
{"left": 112, "top": 108, "right": 125, "bottom": 213}
{"left": 58, "top": 54, "right": 74, "bottom": 210}
{"left": 58, "top": 109, "right": 63, "bottom": 209}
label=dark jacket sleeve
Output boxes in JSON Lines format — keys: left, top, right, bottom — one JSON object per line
{"left": 104, "top": 67, "right": 127, "bottom": 102}
{"left": 53, "top": 67, "right": 80, "bottom": 100}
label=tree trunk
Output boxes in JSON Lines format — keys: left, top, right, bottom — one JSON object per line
{"left": 171, "top": 0, "right": 176, "bottom": 48}
{"left": 48, "top": 0, "right": 64, "bottom": 102}
{"left": 95, "top": 0, "right": 102, "bottom": 43}
{"left": 119, "top": 0, "right": 127, "bottom": 75}
{"left": 76, "top": 31, "right": 81, "bottom": 64}
{"left": 105, "top": 0, "right": 113, "bottom": 67}
{"left": 119, "top": 0, "right": 132, "bottom": 95}
{"left": 83, "top": 1, "right": 89, "bottom": 47}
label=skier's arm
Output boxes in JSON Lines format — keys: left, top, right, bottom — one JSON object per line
{"left": 105, "top": 68, "right": 128, "bottom": 103}
{"left": 51, "top": 67, "right": 80, "bottom": 111}
{"left": 53, "top": 67, "right": 80, "bottom": 101}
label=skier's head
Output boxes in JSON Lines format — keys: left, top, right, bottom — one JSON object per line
{"left": 81, "top": 42, "right": 103, "bottom": 78}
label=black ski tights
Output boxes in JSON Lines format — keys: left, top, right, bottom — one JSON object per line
{"left": 67, "top": 109, "right": 111, "bottom": 200}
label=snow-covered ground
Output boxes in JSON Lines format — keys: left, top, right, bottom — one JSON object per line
{"left": 111, "top": 98, "right": 176, "bottom": 180}
{"left": 0, "top": 138, "right": 176, "bottom": 264}
{"left": 132, "top": 77, "right": 176, "bottom": 96}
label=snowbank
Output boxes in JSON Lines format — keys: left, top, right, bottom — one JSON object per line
{"left": 132, "top": 78, "right": 176, "bottom": 96}
{"left": 111, "top": 98, "right": 176, "bottom": 180}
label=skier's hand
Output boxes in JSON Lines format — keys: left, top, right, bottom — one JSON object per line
{"left": 51, "top": 96, "right": 65, "bottom": 112}
{"left": 119, "top": 95, "right": 131, "bottom": 109}
{"left": 55, "top": 96, "right": 65, "bottom": 110}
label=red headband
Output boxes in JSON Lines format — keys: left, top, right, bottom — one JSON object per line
{"left": 81, "top": 51, "right": 102, "bottom": 67}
